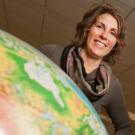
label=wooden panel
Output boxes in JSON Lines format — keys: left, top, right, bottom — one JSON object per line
{"left": 5, "top": 0, "right": 44, "bottom": 47}
{"left": 47, "top": 0, "right": 86, "bottom": 22}
{"left": 0, "top": 0, "right": 8, "bottom": 30}
{"left": 119, "top": 0, "right": 135, "bottom": 7}
{"left": 112, "top": 62, "right": 127, "bottom": 75}
{"left": 40, "top": 28, "right": 69, "bottom": 46}
{"left": 29, "top": 0, "right": 46, "bottom": 5}
{"left": 126, "top": 31, "right": 135, "bottom": 51}
{"left": 126, "top": 10, "right": 135, "bottom": 33}
{"left": 6, "top": 0, "right": 47, "bottom": 14}
{"left": 68, "top": 0, "right": 102, "bottom": 9}
{"left": 40, "top": 9, "right": 76, "bottom": 45}
{"left": 120, "top": 48, "right": 135, "bottom": 67}
{"left": 105, "top": 0, "right": 132, "bottom": 17}
{"left": 118, "top": 67, "right": 135, "bottom": 112}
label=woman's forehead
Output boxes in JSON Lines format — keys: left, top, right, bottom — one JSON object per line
{"left": 96, "top": 13, "right": 118, "bottom": 30}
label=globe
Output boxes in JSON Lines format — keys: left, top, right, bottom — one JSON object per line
{"left": 0, "top": 29, "right": 108, "bottom": 135}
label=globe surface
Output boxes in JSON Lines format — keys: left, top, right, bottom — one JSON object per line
{"left": 0, "top": 29, "right": 108, "bottom": 135}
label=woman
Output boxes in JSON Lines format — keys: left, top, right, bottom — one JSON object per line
{"left": 39, "top": 3, "right": 133, "bottom": 134}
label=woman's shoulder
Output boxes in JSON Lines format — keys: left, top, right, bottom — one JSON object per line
{"left": 108, "top": 73, "right": 125, "bottom": 101}
{"left": 38, "top": 44, "right": 65, "bottom": 55}
{"left": 110, "top": 74, "right": 121, "bottom": 89}
{"left": 38, "top": 44, "right": 65, "bottom": 66}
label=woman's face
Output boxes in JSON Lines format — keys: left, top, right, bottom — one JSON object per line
{"left": 86, "top": 13, "right": 118, "bottom": 60}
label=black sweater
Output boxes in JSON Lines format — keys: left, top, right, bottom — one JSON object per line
{"left": 38, "top": 44, "right": 133, "bottom": 135}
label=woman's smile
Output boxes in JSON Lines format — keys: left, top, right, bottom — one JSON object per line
{"left": 94, "top": 40, "right": 107, "bottom": 48}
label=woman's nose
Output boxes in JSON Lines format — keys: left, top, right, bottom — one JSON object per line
{"left": 100, "top": 31, "right": 108, "bottom": 40}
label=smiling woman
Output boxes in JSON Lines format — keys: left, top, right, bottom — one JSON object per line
{"left": 38, "top": 3, "right": 133, "bottom": 134}
{"left": 80, "top": 13, "right": 118, "bottom": 73}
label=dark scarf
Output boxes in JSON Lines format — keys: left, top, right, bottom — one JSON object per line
{"left": 61, "top": 45, "right": 112, "bottom": 101}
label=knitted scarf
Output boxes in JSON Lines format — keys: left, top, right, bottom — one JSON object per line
{"left": 61, "top": 45, "right": 112, "bottom": 101}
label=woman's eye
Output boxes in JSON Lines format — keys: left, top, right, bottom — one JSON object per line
{"left": 111, "top": 31, "right": 117, "bottom": 37}
{"left": 96, "top": 25, "right": 103, "bottom": 29}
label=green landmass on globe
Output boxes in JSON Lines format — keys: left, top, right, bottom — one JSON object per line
{"left": 0, "top": 29, "right": 108, "bottom": 135}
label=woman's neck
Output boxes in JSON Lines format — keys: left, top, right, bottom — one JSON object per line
{"left": 81, "top": 48, "right": 102, "bottom": 74}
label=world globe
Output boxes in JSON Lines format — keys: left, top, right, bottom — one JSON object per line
{"left": 0, "top": 29, "right": 108, "bottom": 135}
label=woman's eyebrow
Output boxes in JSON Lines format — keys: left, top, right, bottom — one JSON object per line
{"left": 96, "top": 21, "right": 104, "bottom": 24}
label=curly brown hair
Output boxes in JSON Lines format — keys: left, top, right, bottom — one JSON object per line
{"left": 72, "top": 3, "right": 126, "bottom": 64}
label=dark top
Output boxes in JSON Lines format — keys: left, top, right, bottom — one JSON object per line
{"left": 38, "top": 44, "right": 133, "bottom": 135}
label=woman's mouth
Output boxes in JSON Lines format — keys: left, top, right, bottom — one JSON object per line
{"left": 95, "top": 40, "right": 107, "bottom": 48}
